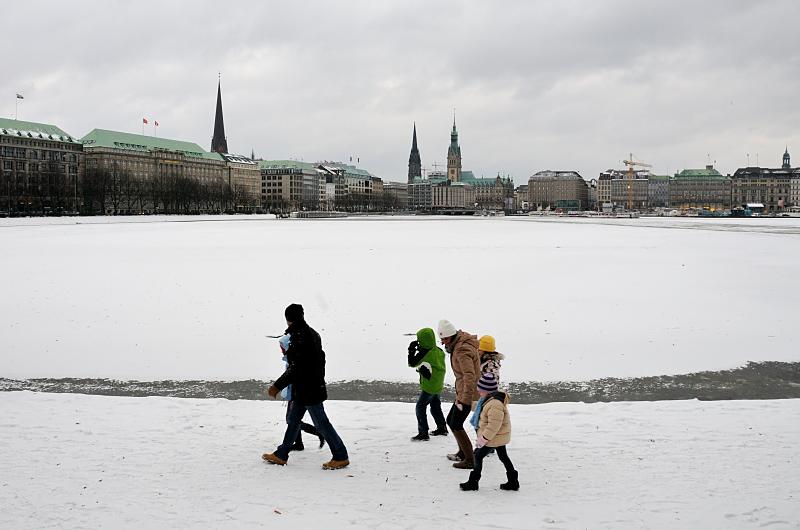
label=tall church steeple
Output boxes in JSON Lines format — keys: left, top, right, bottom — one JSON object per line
{"left": 211, "top": 78, "right": 228, "bottom": 154}
{"left": 447, "top": 112, "right": 461, "bottom": 182}
{"left": 783, "top": 147, "right": 791, "bottom": 169}
{"left": 408, "top": 122, "right": 421, "bottom": 183}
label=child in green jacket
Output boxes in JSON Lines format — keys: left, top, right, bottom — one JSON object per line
{"left": 407, "top": 327, "right": 448, "bottom": 441}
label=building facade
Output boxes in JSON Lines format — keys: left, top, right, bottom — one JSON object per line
{"left": 514, "top": 184, "right": 529, "bottom": 211}
{"left": 527, "top": 170, "right": 589, "bottom": 210}
{"left": 81, "top": 129, "right": 228, "bottom": 214}
{"left": 382, "top": 181, "right": 409, "bottom": 210}
{"left": 647, "top": 174, "right": 670, "bottom": 208}
{"left": 431, "top": 180, "right": 475, "bottom": 212}
{"left": 732, "top": 167, "right": 795, "bottom": 213}
{"left": 463, "top": 172, "right": 514, "bottom": 212}
{"left": 670, "top": 166, "right": 731, "bottom": 211}
{"left": 220, "top": 153, "right": 260, "bottom": 211}
{"left": 260, "top": 160, "right": 322, "bottom": 212}
{"left": 408, "top": 179, "right": 433, "bottom": 211}
{"left": 0, "top": 118, "right": 84, "bottom": 215}
{"left": 598, "top": 169, "right": 649, "bottom": 210}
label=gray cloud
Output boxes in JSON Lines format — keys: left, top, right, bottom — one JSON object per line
{"left": 3, "top": 0, "right": 798, "bottom": 184}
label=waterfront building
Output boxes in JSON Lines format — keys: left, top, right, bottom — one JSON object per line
{"left": 0, "top": 117, "right": 84, "bottom": 215}
{"left": 514, "top": 184, "right": 529, "bottom": 212}
{"left": 587, "top": 178, "right": 598, "bottom": 211}
{"left": 598, "top": 169, "right": 649, "bottom": 211}
{"left": 462, "top": 171, "right": 514, "bottom": 212}
{"left": 647, "top": 174, "right": 670, "bottom": 208}
{"left": 81, "top": 129, "right": 230, "bottom": 214}
{"left": 731, "top": 150, "right": 798, "bottom": 212}
{"left": 431, "top": 180, "right": 475, "bottom": 212}
{"left": 408, "top": 179, "right": 433, "bottom": 211}
{"left": 317, "top": 161, "right": 383, "bottom": 211}
{"left": 383, "top": 181, "right": 409, "bottom": 211}
{"left": 527, "top": 170, "right": 589, "bottom": 211}
{"left": 669, "top": 165, "right": 730, "bottom": 211}
{"left": 260, "top": 160, "right": 323, "bottom": 212}
{"left": 220, "top": 153, "right": 260, "bottom": 211}
{"left": 786, "top": 149, "right": 800, "bottom": 207}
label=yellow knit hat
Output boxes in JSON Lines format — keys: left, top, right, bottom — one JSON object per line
{"left": 478, "top": 335, "right": 496, "bottom": 352}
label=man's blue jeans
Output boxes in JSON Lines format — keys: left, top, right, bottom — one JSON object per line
{"left": 275, "top": 402, "right": 348, "bottom": 462}
{"left": 416, "top": 391, "right": 446, "bottom": 435}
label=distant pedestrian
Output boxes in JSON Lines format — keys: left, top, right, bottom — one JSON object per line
{"left": 407, "top": 327, "right": 448, "bottom": 441}
{"left": 438, "top": 319, "right": 480, "bottom": 469}
{"left": 262, "top": 304, "right": 349, "bottom": 470}
{"left": 459, "top": 372, "right": 519, "bottom": 492}
{"left": 277, "top": 334, "right": 325, "bottom": 451}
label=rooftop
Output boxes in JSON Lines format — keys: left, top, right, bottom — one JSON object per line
{"left": 81, "top": 129, "right": 222, "bottom": 161}
{"left": 675, "top": 167, "right": 726, "bottom": 180}
{"left": 0, "top": 117, "right": 79, "bottom": 144}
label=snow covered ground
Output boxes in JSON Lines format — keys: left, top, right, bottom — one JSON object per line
{"left": 1, "top": 391, "right": 798, "bottom": 529}
{"left": 1, "top": 215, "right": 799, "bottom": 383}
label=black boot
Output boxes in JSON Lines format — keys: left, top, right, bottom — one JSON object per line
{"left": 500, "top": 470, "right": 519, "bottom": 491}
{"left": 459, "top": 471, "right": 480, "bottom": 491}
{"left": 291, "top": 432, "right": 305, "bottom": 452}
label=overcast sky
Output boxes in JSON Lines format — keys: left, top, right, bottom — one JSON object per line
{"left": 3, "top": 0, "right": 798, "bottom": 184}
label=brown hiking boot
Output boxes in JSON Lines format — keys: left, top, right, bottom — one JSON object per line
{"left": 452, "top": 459, "right": 474, "bottom": 469}
{"left": 322, "top": 459, "right": 350, "bottom": 470}
{"left": 262, "top": 453, "right": 287, "bottom": 466}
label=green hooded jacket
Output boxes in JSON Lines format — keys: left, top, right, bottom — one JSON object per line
{"left": 410, "top": 327, "right": 446, "bottom": 395}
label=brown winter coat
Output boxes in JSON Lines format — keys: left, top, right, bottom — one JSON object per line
{"left": 450, "top": 330, "right": 480, "bottom": 404}
{"left": 479, "top": 392, "right": 512, "bottom": 447}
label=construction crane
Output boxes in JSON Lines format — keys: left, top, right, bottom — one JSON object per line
{"left": 622, "top": 153, "right": 652, "bottom": 211}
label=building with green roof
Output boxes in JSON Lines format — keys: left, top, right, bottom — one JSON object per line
{"left": 81, "top": 128, "right": 260, "bottom": 215}
{"left": 670, "top": 165, "right": 731, "bottom": 211}
{"left": 1, "top": 117, "right": 84, "bottom": 215}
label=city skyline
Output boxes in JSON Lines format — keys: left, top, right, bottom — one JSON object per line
{"left": 3, "top": 1, "right": 798, "bottom": 184}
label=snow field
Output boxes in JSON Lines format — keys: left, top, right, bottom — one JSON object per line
{"left": 1, "top": 215, "right": 799, "bottom": 383}
{"left": 1, "top": 391, "right": 798, "bottom": 529}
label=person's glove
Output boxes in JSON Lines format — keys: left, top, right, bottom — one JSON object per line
{"left": 418, "top": 364, "right": 432, "bottom": 380}
{"left": 407, "top": 340, "right": 418, "bottom": 355}
{"left": 268, "top": 385, "right": 279, "bottom": 399}
{"left": 475, "top": 435, "right": 489, "bottom": 448}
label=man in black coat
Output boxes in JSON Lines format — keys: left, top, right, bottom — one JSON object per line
{"left": 262, "top": 304, "right": 350, "bottom": 470}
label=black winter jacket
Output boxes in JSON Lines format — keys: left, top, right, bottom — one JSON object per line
{"left": 274, "top": 320, "right": 328, "bottom": 406}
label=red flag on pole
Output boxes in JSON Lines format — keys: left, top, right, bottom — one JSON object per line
{"left": 143, "top": 117, "right": 149, "bottom": 124}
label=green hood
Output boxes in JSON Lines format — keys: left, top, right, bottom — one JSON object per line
{"left": 413, "top": 327, "right": 446, "bottom": 394}
{"left": 416, "top": 328, "right": 437, "bottom": 350}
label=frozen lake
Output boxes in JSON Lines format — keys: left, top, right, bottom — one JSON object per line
{"left": 1, "top": 215, "right": 798, "bottom": 383}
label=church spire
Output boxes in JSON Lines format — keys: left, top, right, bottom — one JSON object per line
{"left": 783, "top": 146, "right": 791, "bottom": 169}
{"left": 211, "top": 77, "right": 228, "bottom": 154}
{"left": 408, "top": 122, "right": 422, "bottom": 183}
{"left": 447, "top": 111, "right": 461, "bottom": 182}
